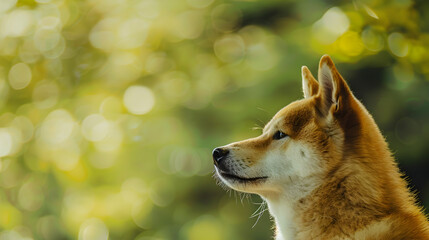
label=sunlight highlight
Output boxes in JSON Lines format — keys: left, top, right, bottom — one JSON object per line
{"left": 312, "top": 7, "right": 350, "bottom": 44}
{"left": 123, "top": 86, "right": 155, "bottom": 115}
{"left": 8, "top": 63, "right": 32, "bottom": 90}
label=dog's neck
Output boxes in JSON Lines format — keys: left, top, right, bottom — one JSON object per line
{"left": 262, "top": 160, "right": 407, "bottom": 240}
{"left": 265, "top": 196, "right": 297, "bottom": 240}
{"left": 262, "top": 176, "right": 322, "bottom": 240}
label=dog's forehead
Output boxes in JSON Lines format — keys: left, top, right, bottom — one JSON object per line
{"left": 276, "top": 100, "right": 312, "bottom": 119}
{"left": 266, "top": 99, "right": 313, "bottom": 133}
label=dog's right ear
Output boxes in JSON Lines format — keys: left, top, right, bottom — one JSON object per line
{"left": 301, "top": 66, "right": 319, "bottom": 99}
{"left": 316, "top": 55, "right": 352, "bottom": 117}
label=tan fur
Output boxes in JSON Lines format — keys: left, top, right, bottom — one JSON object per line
{"left": 214, "top": 55, "right": 429, "bottom": 239}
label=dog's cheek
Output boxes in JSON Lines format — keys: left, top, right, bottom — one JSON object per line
{"left": 259, "top": 149, "right": 292, "bottom": 179}
{"left": 288, "top": 142, "right": 323, "bottom": 178}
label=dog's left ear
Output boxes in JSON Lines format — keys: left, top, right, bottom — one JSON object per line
{"left": 316, "top": 55, "right": 352, "bottom": 116}
{"left": 301, "top": 66, "right": 319, "bottom": 98}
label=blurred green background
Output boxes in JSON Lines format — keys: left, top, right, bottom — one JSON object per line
{"left": 0, "top": 0, "right": 428, "bottom": 239}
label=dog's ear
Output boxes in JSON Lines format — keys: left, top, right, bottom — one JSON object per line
{"left": 316, "top": 55, "right": 352, "bottom": 116}
{"left": 301, "top": 66, "right": 319, "bottom": 98}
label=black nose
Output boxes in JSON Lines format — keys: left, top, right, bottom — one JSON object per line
{"left": 212, "top": 147, "right": 229, "bottom": 166}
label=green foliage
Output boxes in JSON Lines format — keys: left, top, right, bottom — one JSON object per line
{"left": 0, "top": 0, "right": 428, "bottom": 239}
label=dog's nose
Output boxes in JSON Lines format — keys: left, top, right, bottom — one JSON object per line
{"left": 212, "top": 147, "right": 229, "bottom": 166}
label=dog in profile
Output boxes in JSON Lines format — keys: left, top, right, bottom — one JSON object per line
{"left": 212, "top": 55, "right": 429, "bottom": 240}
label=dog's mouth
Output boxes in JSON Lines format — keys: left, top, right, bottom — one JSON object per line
{"left": 216, "top": 167, "right": 268, "bottom": 183}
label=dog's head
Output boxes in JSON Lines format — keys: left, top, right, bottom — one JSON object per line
{"left": 213, "top": 55, "right": 364, "bottom": 198}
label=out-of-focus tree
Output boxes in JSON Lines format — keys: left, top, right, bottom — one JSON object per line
{"left": 0, "top": 0, "right": 427, "bottom": 239}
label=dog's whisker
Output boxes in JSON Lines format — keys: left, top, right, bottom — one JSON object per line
{"left": 240, "top": 193, "right": 247, "bottom": 205}
{"left": 250, "top": 201, "right": 266, "bottom": 218}
{"left": 251, "top": 201, "right": 267, "bottom": 228}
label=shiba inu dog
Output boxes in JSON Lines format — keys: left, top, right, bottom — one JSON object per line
{"left": 212, "top": 55, "right": 429, "bottom": 240}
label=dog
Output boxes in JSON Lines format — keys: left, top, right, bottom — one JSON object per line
{"left": 212, "top": 55, "right": 429, "bottom": 240}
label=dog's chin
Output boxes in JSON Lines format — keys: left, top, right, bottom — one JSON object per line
{"left": 214, "top": 167, "right": 268, "bottom": 191}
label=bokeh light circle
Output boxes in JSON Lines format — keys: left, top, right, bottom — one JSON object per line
{"left": 123, "top": 86, "right": 155, "bottom": 115}
{"left": 8, "top": 63, "right": 32, "bottom": 90}
{"left": 0, "top": 128, "right": 13, "bottom": 157}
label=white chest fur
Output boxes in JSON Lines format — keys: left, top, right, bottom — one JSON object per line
{"left": 266, "top": 198, "right": 297, "bottom": 240}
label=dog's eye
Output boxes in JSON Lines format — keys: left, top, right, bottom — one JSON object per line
{"left": 273, "top": 131, "right": 288, "bottom": 140}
